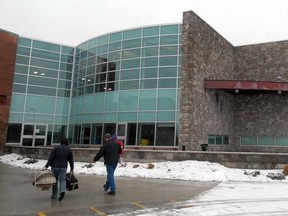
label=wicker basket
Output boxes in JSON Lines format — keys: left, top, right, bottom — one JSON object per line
{"left": 33, "top": 170, "right": 56, "bottom": 191}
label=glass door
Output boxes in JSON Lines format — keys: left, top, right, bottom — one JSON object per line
{"left": 21, "top": 124, "right": 48, "bottom": 146}
{"left": 116, "top": 123, "right": 127, "bottom": 145}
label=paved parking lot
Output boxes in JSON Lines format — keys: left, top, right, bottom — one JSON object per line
{"left": 0, "top": 163, "right": 219, "bottom": 216}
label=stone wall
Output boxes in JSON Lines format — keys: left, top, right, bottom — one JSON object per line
{"left": 180, "top": 11, "right": 235, "bottom": 150}
{"left": 0, "top": 30, "right": 18, "bottom": 149}
{"left": 3, "top": 145, "right": 288, "bottom": 169}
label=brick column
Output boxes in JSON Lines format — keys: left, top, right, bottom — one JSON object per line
{"left": 0, "top": 30, "right": 18, "bottom": 150}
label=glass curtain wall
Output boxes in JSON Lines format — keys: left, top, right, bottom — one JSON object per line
{"left": 70, "top": 24, "right": 182, "bottom": 147}
{"left": 7, "top": 37, "right": 74, "bottom": 146}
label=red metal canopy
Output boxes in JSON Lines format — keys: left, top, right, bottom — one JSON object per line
{"left": 205, "top": 80, "right": 288, "bottom": 93}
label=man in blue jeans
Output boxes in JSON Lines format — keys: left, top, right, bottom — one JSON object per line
{"left": 93, "top": 133, "right": 122, "bottom": 195}
{"left": 44, "top": 138, "right": 74, "bottom": 201}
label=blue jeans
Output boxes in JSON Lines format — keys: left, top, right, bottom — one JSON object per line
{"left": 51, "top": 167, "right": 67, "bottom": 196}
{"left": 105, "top": 164, "right": 118, "bottom": 192}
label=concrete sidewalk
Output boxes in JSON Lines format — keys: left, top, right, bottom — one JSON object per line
{"left": 0, "top": 163, "right": 219, "bottom": 216}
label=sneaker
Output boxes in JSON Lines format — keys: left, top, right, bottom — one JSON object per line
{"left": 107, "top": 191, "right": 115, "bottom": 195}
{"left": 103, "top": 184, "right": 109, "bottom": 191}
{"left": 58, "top": 192, "right": 65, "bottom": 201}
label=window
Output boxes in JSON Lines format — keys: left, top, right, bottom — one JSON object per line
{"left": 208, "top": 135, "right": 229, "bottom": 145}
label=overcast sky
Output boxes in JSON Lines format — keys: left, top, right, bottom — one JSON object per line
{"left": 0, "top": 0, "right": 287, "bottom": 47}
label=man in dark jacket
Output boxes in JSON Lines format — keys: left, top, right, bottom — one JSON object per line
{"left": 93, "top": 133, "right": 121, "bottom": 195}
{"left": 44, "top": 138, "right": 74, "bottom": 201}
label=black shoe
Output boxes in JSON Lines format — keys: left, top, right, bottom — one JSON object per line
{"left": 103, "top": 184, "right": 108, "bottom": 191}
{"left": 51, "top": 195, "right": 57, "bottom": 200}
{"left": 58, "top": 192, "right": 65, "bottom": 201}
{"left": 107, "top": 191, "right": 115, "bottom": 195}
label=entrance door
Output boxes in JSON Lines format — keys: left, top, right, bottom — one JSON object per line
{"left": 116, "top": 123, "right": 127, "bottom": 145}
{"left": 21, "top": 124, "right": 48, "bottom": 146}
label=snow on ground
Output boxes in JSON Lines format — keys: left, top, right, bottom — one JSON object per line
{"left": 1, "top": 153, "right": 288, "bottom": 215}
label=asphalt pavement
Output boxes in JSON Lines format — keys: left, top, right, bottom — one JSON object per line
{"left": 0, "top": 163, "right": 219, "bottom": 216}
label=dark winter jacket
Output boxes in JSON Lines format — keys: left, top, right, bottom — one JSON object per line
{"left": 45, "top": 144, "right": 74, "bottom": 171}
{"left": 93, "top": 139, "right": 122, "bottom": 165}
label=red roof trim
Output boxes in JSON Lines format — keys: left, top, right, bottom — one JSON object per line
{"left": 205, "top": 80, "right": 288, "bottom": 92}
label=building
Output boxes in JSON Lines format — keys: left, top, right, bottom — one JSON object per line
{"left": 1, "top": 10, "right": 288, "bottom": 153}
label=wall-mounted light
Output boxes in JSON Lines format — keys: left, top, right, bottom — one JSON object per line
{"left": 235, "top": 89, "right": 239, "bottom": 93}
{"left": 278, "top": 90, "right": 282, "bottom": 94}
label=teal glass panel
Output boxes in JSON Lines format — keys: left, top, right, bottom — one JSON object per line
{"left": 143, "top": 37, "right": 159, "bottom": 46}
{"left": 241, "top": 136, "right": 257, "bottom": 145}
{"left": 122, "top": 48, "right": 141, "bottom": 59}
{"left": 141, "top": 68, "right": 157, "bottom": 78}
{"left": 61, "top": 54, "right": 74, "bottom": 62}
{"left": 159, "top": 67, "right": 177, "bottom": 77}
{"left": 120, "top": 80, "right": 139, "bottom": 90}
{"left": 98, "top": 35, "right": 109, "bottom": 45}
{"left": 123, "top": 29, "right": 141, "bottom": 39}
{"left": 160, "top": 25, "right": 178, "bottom": 34}
{"left": 58, "top": 80, "right": 71, "bottom": 89}
{"left": 157, "top": 89, "right": 176, "bottom": 110}
{"left": 139, "top": 90, "right": 156, "bottom": 110}
{"left": 54, "top": 116, "right": 68, "bottom": 124}
{"left": 81, "top": 114, "right": 94, "bottom": 124}
{"left": 121, "top": 69, "right": 140, "bottom": 80}
{"left": 10, "top": 94, "right": 25, "bottom": 112}
{"left": 258, "top": 137, "right": 274, "bottom": 146}
{"left": 83, "top": 95, "right": 94, "bottom": 113}
{"left": 62, "top": 46, "right": 74, "bottom": 54}
{"left": 122, "top": 39, "right": 141, "bottom": 49}
{"left": 15, "top": 64, "right": 29, "bottom": 74}
{"left": 32, "top": 40, "right": 60, "bottom": 52}
{"left": 119, "top": 91, "right": 139, "bottom": 111}
{"left": 55, "top": 98, "right": 69, "bottom": 115}
{"left": 28, "top": 76, "right": 57, "bottom": 88}
{"left": 59, "top": 71, "right": 72, "bottom": 80}
{"left": 18, "top": 37, "right": 31, "bottom": 47}
{"left": 143, "top": 27, "right": 159, "bottom": 36}
{"left": 140, "top": 79, "right": 157, "bottom": 89}
{"left": 142, "top": 47, "right": 158, "bottom": 57}
{"left": 104, "top": 113, "right": 117, "bottom": 122}
{"left": 110, "top": 32, "right": 122, "bottom": 42}
{"left": 27, "top": 86, "right": 56, "bottom": 96}
{"left": 158, "top": 78, "right": 177, "bottom": 88}
{"left": 31, "top": 58, "right": 59, "bottom": 70}
{"left": 57, "top": 89, "right": 70, "bottom": 98}
{"left": 12, "top": 84, "right": 26, "bottom": 93}
{"left": 8, "top": 113, "right": 23, "bottom": 122}
{"left": 32, "top": 49, "right": 59, "bottom": 61}
{"left": 17, "top": 46, "right": 30, "bottom": 56}
{"left": 208, "top": 135, "right": 215, "bottom": 144}
{"left": 109, "top": 42, "right": 122, "bottom": 51}
{"left": 88, "top": 38, "right": 97, "bottom": 48}
{"left": 93, "top": 114, "right": 103, "bottom": 123}
{"left": 275, "top": 137, "right": 288, "bottom": 146}
{"left": 29, "top": 67, "right": 58, "bottom": 78}
{"left": 108, "top": 51, "right": 121, "bottom": 61}
{"left": 88, "top": 48, "right": 97, "bottom": 57}
{"left": 178, "top": 66, "right": 182, "bottom": 77}
{"left": 121, "top": 59, "right": 140, "bottom": 69}
{"left": 14, "top": 74, "right": 27, "bottom": 84}
{"left": 142, "top": 57, "right": 158, "bottom": 67}
{"left": 215, "top": 135, "right": 223, "bottom": 144}
{"left": 26, "top": 95, "right": 55, "bottom": 114}
{"left": 157, "top": 111, "right": 175, "bottom": 121}
{"left": 160, "top": 46, "right": 178, "bottom": 55}
{"left": 16, "top": 55, "right": 29, "bottom": 65}
{"left": 24, "top": 113, "right": 53, "bottom": 123}
{"left": 97, "top": 44, "right": 108, "bottom": 54}
{"left": 93, "top": 94, "right": 105, "bottom": 112}
{"left": 105, "top": 92, "right": 118, "bottom": 112}
{"left": 118, "top": 112, "right": 137, "bottom": 121}
{"left": 159, "top": 56, "right": 177, "bottom": 66}
{"left": 160, "top": 35, "right": 178, "bottom": 45}
{"left": 138, "top": 112, "right": 156, "bottom": 121}
{"left": 223, "top": 136, "right": 229, "bottom": 145}
{"left": 60, "top": 63, "right": 73, "bottom": 71}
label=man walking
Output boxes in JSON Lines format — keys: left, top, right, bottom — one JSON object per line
{"left": 93, "top": 133, "right": 122, "bottom": 195}
{"left": 44, "top": 138, "right": 74, "bottom": 201}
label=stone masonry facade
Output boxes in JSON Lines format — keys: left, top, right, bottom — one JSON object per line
{"left": 180, "top": 11, "right": 288, "bottom": 153}
{"left": 0, "top": 30, "right": 18, "bottom": 150}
